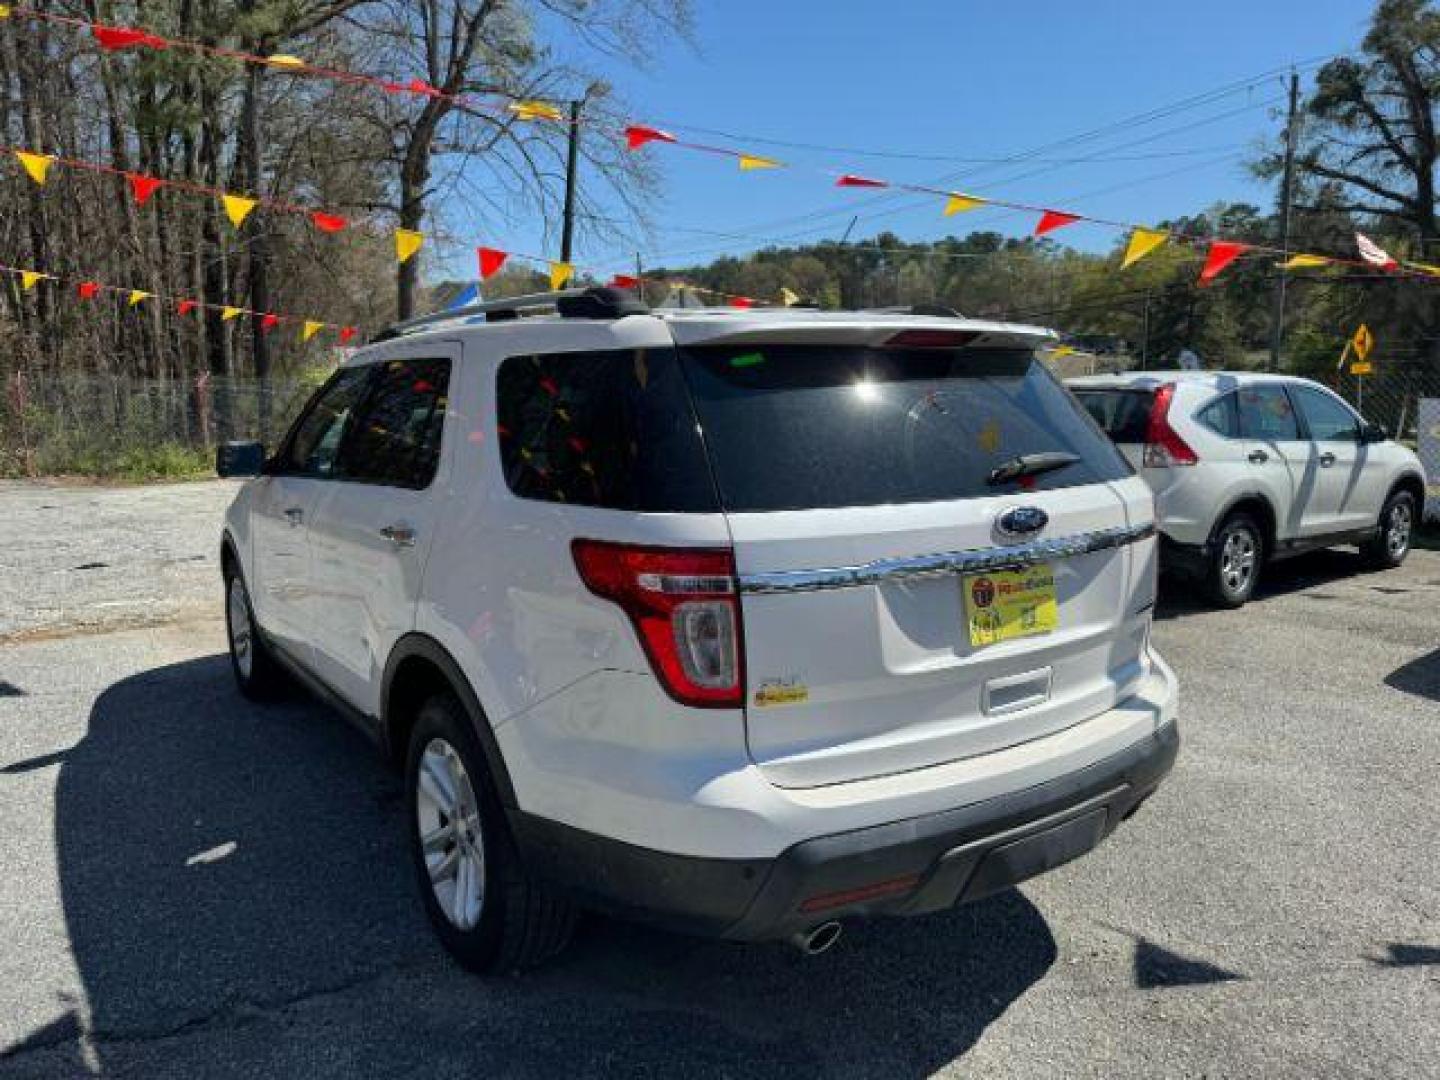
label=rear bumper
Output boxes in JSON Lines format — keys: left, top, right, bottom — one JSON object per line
{"left": 512, "top": 714, "right": 1179, "bottom": 942}
{"left": 1159, "top": 533, "right": 1210, "bottom": 579}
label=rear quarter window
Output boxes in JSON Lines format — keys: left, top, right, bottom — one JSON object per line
{"left": 1073, "top": 389, "right": 1154, "bottom": 444}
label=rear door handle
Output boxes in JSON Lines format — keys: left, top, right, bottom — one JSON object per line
{"left": 283, "top": 506, "right": 304, "bottom": 526}
{"left": 380, "top": 524, "right": 416, "bottom": 548}
{"left": 1318, "top": 452, "right": 1337, "bottom": 467}
{"left": 1247, "top": 450, "right": 1269, "bottom": 464}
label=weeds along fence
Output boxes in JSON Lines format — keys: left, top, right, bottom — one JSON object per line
{"left": 1, "top": 370, "right": 323, "bottom": 478}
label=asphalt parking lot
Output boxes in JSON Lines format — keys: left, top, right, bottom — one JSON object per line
{"left": 1, "top": 480, "right": 1437, "bottom": 1078}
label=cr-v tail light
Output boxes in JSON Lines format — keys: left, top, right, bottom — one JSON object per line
{"left": 572, "top": 540, "right": 744, "bottom": 708}
{"left": 1143, "top": 383, "right": 1198, "bottom": 467}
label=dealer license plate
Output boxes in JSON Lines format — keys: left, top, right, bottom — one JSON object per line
{"left": 963, "top": 565, "right": 1058, "bottom": 647}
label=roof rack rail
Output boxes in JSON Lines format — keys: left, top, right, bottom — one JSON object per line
{"left": 370, "top": 286, "right": 649, "bottom": 343}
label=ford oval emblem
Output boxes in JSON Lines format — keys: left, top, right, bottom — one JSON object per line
{"left": 997, "top": 506, "right": 1049, "bottom": 537}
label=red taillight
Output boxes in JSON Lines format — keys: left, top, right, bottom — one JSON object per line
{"left": 572, "top": 540, "right": 744, "bottom": 708}
{"left": 1143, "top": 383, "right": 1198, "bottom": 467}
{"left": 884, "top": 329, "right": 981, "bottom": 349}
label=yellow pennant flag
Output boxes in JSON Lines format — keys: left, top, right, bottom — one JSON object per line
{"left": 549, "top": 261, "right": 573, "bottom": 290}
{"left": 1122, "top": 227, "right": 1169, "bottom": 268}
{"left": 0, "top": 6, "right": 11, "bottom": 18}
{"left": 779, "top": 287, "right": 800, "bottom": 307}
{"left": 222, "top": 194, "right": 258, "bottom": 228}
{"left": 15, "top": 150, "right": 55, "bottom": 186}
{"left": 943, "top": 192, "right": 986, "bottom": 216}
{"left": 221, "top": 306, "right": 241, "bottom": 322}
{"left": 266, "top": 54, "right": 306, "bottom": 69}
{"left": 1408, "top": 261, "right": 1440, "bottom": 277}
{"left": 127, "top": 289, "right": 150, "bottom": 307}
{"left": 20, "top": 270, "right": 45, "bottom": 291}
{"left": 1279, "top": 254, "right": 1330, "bottom": 270}
{"left": 738, "top": 154, "right": 782, "bottom": 171}
{"left": 509, "top": 100, "right": 563, "bottom": 122}
{"left": 301, "top": 320, "right": 324, "bottom": 342}
{"left": 395, "top": 228, "right": 424, "bottom": 264}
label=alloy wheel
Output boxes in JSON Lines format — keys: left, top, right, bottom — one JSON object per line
{"left": 1387, "top": 501, "right": 1412, "bottom": 560}
{"left": 1220, "top": 526, "right": 1258, "bottom": 597}
{"left": 415, "top": 737, "right": 486, "bottom": 931}
{"left": 227, "top": 577, "right": 253, "bottom": 680}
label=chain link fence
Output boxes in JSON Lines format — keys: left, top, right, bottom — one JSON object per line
{"left": 1, "top": 370, "right": 322, "bottom": 478}
{"left": 1329, "top": 366, "right": 1440, "bottom": 446}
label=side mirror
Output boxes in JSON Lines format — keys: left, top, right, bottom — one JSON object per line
{"left": 216, "top": 440, "right": 266, "bottom": 477}
{"left": 1359, "top": 422, "right": 1388, "bottom": 444}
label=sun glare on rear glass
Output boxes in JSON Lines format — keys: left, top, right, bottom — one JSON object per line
{"left": 853, "top": 378, "right": 880, "bottom": 403}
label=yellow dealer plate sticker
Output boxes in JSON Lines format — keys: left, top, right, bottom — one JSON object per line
{"left": 964, "top": 565, "right": 1058, "bottom": 647}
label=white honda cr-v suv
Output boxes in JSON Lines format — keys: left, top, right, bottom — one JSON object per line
{"left": 1068, "top": 371, "right": 1427, "bottom": 607}
{"left": 218, "top": 287, "right": 1178, "bottom": 972}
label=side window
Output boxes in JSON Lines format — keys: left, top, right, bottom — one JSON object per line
{"left": 1196, "top": 392, "right": 1240, "bottom": 438}
{"left": 336, "top": 358, "right": 451, "bottom": 489}
{"left": 1291, "top": 385, "right": 1359, "bottom": 442}
{"left": 280, "top": 368, "right": 372, "bottom": 477}
{"left": 1238, "top": 385, "right": 1300, "bottom": 441}
{"left": 495, "top": 347, "right": 718, "bottom": 512}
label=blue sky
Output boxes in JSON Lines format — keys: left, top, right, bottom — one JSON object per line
{"left": 438, "top": 0, "right": 1378, "bottom": 284}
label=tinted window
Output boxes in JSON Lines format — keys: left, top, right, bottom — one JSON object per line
{"left": 1196, "top": 392, "right": 1240, "bottom": 438}
{"left": 496, "top": 348, "right": 718, "bottom": 511}
{"left": 678, "top": 345, "right": 1131, "bottom": 512}
{"left": 1291, "top": 385, "right": 1359, "bottom": 442}
{"left": 337, "top": 358, "right": 451, "bottom": 488}
{"left": 1073, "top": 389, "right": 1153, "bottom": 443}
{"left": 281, "top": 367, "right": 372, "bottom": 477}
{"left": 1238, "top": 385, "right": 1300, "bottom": 441}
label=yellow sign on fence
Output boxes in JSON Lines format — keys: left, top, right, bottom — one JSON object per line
{"left": 1351, "top": 361, "right": 1373, "bottom": 376}
{"left": 1351, "top": 324, "right": 1374, "bottom": 361}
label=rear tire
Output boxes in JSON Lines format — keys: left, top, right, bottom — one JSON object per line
{"left": 224, "top": 570, "right": 289, "bottom": 700}
{"left": 405, "top": 693, "right": 576, "bottom": 974}
{"left": 1361, "top": 490, "right": 1416, "bottom": 570}
{"left": 1204, "top": 512, "right": 1263, "bottom": 608}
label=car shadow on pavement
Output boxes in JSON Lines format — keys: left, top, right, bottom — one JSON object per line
{"left": 1156, "top": 547, "right": 1383, "bottom": 620}
{"left": 34, "top": 655, "right": 1057, "bottom": 1077}
{"left": 1385, "top": 647, "right": 1440, "bottom": 703}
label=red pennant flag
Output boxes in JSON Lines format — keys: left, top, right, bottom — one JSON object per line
{"left": 1035, "top": 210, "right": 1081, "bottom": 237}
{"left": 836, "top": 174, "right": 889, "bottom": 189}
{"left": 310, "top": 212, "right": 348, "bottom": 234}
{"left": 407, "top": 78, "right": 442, "bottom": 98}
{"left": 1199, "top": 241, "right": 1248, "bottom": 285}
{"left": 126, "top": 173, "right": 163, "bottom": 207}
{"left": 477, "top": 247, "right": 508, "bottom": 279}
{"left": 729, "top": 296, "right": 754, "bottom": 309}
{"left": 260, "top": 313, "right": 280, "bottom": 332}
{"left": 92, "top": 25, "right": 167, "bottom": 51}
{"left": 625, "top": 125, "right": 677, "bottom": 150}
{"left": 177, "top": 299, "right": 198, "bottom": 316}
{"left": 338, "top": 326, "right": 358, "bottom": 344}
{"left": 77, "top": 281, "right": 100, "bottom": 300}
{"left": 610, "top": 274, "right": 640, "bottom": 289}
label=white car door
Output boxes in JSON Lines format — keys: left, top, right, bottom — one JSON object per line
{"left": 249, "top": 367, "right": 372, "bottom": 661}
{"left": 1237, "top": 382, "right": 1320, "bottom": 541}
{"left": 305, "top": 352, "right": 455, "bottom": 715}
{"left": 1288, "top": 383, "right": 1381, "bottom": 533}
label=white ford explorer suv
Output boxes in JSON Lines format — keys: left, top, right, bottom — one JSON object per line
{"left": 217, "top": 287, "right": 1178, "bottom": 972}
{"left": 1068, "top": 371, "right": 1427, "bottom": 607}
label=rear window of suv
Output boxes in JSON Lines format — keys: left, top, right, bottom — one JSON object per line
{"left": 677, "top": 345, "right": 1130, "bottom": 512}
{"left": 1072, "top": 388, "right": 1153, "bottom": 444}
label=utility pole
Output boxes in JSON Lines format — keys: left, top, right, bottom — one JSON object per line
{"left": 1269, "top": 70, "right": 1301, "bottom": 372}
{"left": 560, "top": 98, "right": 582, "bottom": 265}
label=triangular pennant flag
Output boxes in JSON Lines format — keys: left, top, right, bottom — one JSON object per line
{"left": 1199, "top": 241, "right": 1248, "bottom": 285}
{"left": 338, "top": 326, "right": 358, "bottom": 344}
{"left": 176, "top": 299, "right": 198, "bottom": 316}
{"left": 266, "top": 54, "right": 305, "bottom": 69}
{"left": 92, "top": 25, "right": 167, "bottom": 51}
{"left": 395, "top": 228, "right": 424, "bottom": 264}
{"left": 729, "top": 296, "right": 754, "bottom": 309}
{"left": 15, "top": 150, "right": 55, "bottom": 186}
{"left": 221, "top": 306, "right": 241, "bottom": 321}
{"left": 221, "top": 194, "right": 258, "bottom": 228}
{"left": 738, "top": 154, "right": 781, "bottom": 171}
{"left": 1035, "top": 210, "right": 1081, "bottom": 237}
{"left": 836, "top": 174, "right": 888, "bottom": 189}
{"left": 477, "top": 247, "right": 508, "bottom": 279}
{"left": 0, "top": 7, "right": 11, "bottom": 18}
{"left": 779, "top": 287, "right": 800, "bottom": 307}
{"left": 548, "top": 261, "right": 573, "bottom": 290}
{"left": 77, "top": 281, "right": 100, "bottom": 300}
{"left": 301, "top": 320, "right": 324, "bottom": 342}
{"left": 943, "top": 192, "right": 986, "bottom": 216}
{"left": 127, "top": 289, "right": 150, "bottom": 307}
{"left": 1279, "top": 254, "right": 1330, "bottom": 270}
{"left": 1122, "top": 227, "right": 1169, "bottom": 268}
{"left": 625, "top": 125, "right": 677, "bottom": 150}
{"left": 1407, "top": 261, "right": 1440, "bottom": 277}
{"left": 126, "top": 173, "right": 163, "bottom": 207}
{"left": 20, "top": 270, "right": 44, "bottom": 291}
{"left": 1356, "top": 231, "right": 1398, "bottom": 270}
{"left": 260, "top": 313, "right": 280, "bottom": 332}
{"left": 509, "top": 100, "right": 563, "bottom": 122}
{"left": 610, "top": 274, "right": 640, "bottom": 290}
{"left": 407, "top": 78, "right": 442, "bottom": 98}
{"left": 310, "top": 211, "right": 348, "bottom": 233}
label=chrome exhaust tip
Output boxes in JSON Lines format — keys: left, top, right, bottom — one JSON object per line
{"left": 789, "top": 921, "right": 843, "bottom": 956}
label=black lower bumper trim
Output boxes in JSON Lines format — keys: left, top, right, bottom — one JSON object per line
{"left": 512, "top": 720, "right": 1179, "bottom": 942}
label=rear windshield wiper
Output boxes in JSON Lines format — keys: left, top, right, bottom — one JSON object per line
{"left": 986, "top": 451, "right": 1081, "bottom": 486}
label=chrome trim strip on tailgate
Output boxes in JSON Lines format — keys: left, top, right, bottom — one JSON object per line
{"left": 738, "top": 522, "right": 1156, "bottom": 595}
